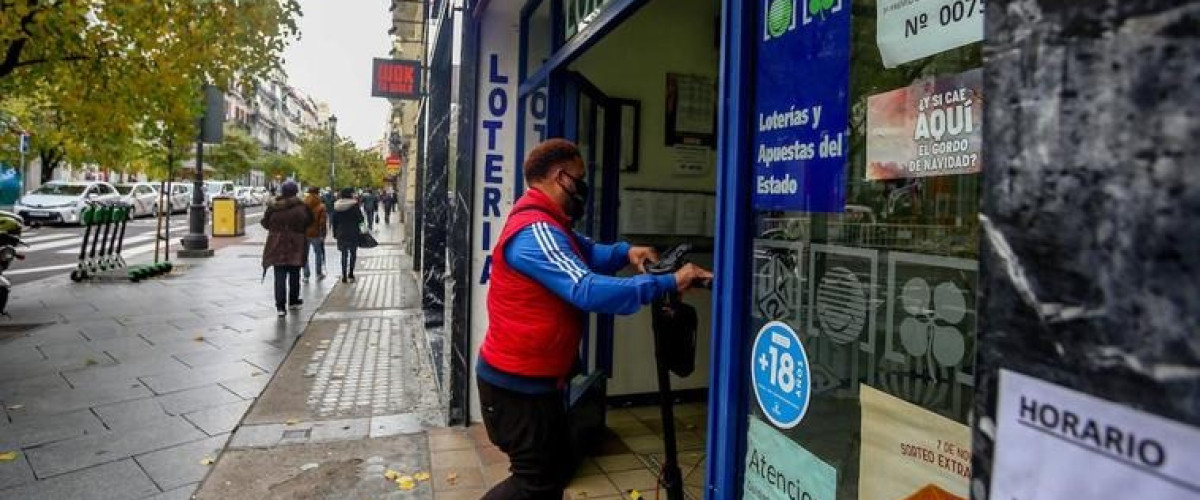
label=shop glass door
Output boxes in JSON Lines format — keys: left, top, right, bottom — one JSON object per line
{"left": 740, "top": 0, "right": 983, "bottom": 498}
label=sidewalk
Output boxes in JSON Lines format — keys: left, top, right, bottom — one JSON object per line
{"left": 0, "top": 222, "right": 336, "bottom": 499}
{"left": 193, "top": 219, "right": 447, "bottom": 499}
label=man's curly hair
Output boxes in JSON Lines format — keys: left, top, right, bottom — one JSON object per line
{"left": 524, "top": 138, "right": 581, "bottom": 182}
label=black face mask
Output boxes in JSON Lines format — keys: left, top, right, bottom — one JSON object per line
{"left": 558, "top": 170, "right": 589, "bottom": 221}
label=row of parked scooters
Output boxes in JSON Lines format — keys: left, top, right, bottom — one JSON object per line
{"left": 68, "top": 200, "right": 172, "bottom": 283}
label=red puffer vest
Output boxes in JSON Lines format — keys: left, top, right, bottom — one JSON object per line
{"left": 480, "top": 188, "right": 587, "bottom": 379}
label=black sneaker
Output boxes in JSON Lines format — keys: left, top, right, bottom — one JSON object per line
{"left": 289, "top": 300, "right": 303, "bottom": 310}
{"left": 341, "top": 276, "right": 348, "bottom": 283}
{"left": 276, "top": 309, "right": 286, "bottom": 317}
{"left": 348, "top": 274, "right": 356, "bottom": 283}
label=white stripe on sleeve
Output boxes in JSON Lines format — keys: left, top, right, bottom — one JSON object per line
{"left": 530, "top": 223, "right": 583, "bottom": 283}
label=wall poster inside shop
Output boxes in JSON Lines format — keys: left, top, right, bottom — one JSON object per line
{"left": 752, "top": 0, "right": 851, "bottom": 212}
{"left": 876, "top": 0, "right": 984, "bottom": 68}
{"left": 866, "top": 69, "right": 982, "bottom": 181}
{"left": 859, "top": 384, "right": 970, "bottom": 500}
{"left": 743, "top": 415, "right": 837, "bottom": 500}
{"left": 991, "top": 370, "right": 1200, "bottom": 499}
{"left": 664, "top": 73, "right": 716, "bottom": 147}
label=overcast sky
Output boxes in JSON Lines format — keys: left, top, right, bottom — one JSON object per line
{"left": 283, "top": 0, "right": 392, "bottom": 148}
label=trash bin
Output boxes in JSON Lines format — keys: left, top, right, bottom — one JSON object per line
{"left": 211, "top": 197, "right": 244, "bottom": 237}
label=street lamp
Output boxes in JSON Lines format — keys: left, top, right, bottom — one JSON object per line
{"left": 328, "top": 115, "right": 337, "bottom": 190}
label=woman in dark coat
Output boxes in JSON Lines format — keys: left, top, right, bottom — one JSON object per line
{"left": 330, "top": 187, "right": 365, "bottom": 283}
{"left": 262, "top": 181, "right": 313, "bottom": 316}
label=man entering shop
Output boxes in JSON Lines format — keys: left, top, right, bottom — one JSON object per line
{"left": 477, "top": 138, "right": 712, "bottom": 500}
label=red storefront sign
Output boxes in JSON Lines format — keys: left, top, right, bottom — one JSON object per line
{"left": 372, "top": 59, "right": 421, "bottom": 100}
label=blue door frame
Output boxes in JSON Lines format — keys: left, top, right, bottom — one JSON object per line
{"left": 502, "top": 0, "right": 756, "bottom": 497}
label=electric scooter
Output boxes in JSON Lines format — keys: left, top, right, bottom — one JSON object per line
{"left": 0, "top": 211, "right": 28, "bottom": 315}
{"left": 645, "top": 244, "right": 710, "bottom": 500}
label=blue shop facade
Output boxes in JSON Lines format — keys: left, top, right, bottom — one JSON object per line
{"left": 417, "top": 0, "right": 1200, "bottom": 498}
{"left": 417, "top": 0, "right": 989, "bottom": 498}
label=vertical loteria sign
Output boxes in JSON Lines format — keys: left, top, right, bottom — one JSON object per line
{"left": 469, "top": 11, "right": 520, "bottom": 422}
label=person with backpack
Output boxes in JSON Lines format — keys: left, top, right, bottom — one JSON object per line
{"left": 330, "top": 187, "right": 365, "bottom": 283}
{"left": 261, "top": 181, "right": 313, "bottom": 317}
{"left": 382, "top": 190, "right": 397, "bottom": 224}
{"left": 302, "top": 186, "right": 328, "bottom": 281}
{"left": 361, "top": 189, "right": 380, "bottom": 231}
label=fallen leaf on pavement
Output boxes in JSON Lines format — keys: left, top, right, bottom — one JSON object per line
{"left": 413, "top": 471, "right": 430, "bottom": 481}
{"left": 250, "top": 372, "right": 263, "bottom": 377}
{"left": 200, "top": 457, "right": 214, "bottom": 466}
{"left": 299, "top": 463, "right": 319, "bottom": 471}
{"left": 384, "top": 469, "right": 399, "bottom": 481}
{"left": 84, "top": 358, "right": 98, "bottom": 366}
{"left": 396, "top": 476, "right": 415, "bottom": 490}
{"left": 630, "top": 490, "right": 642, "bottom": 500}
{"left": 5, "top": 405, "right": 22, "bottom": 410}
{"left": 0, "top": 451, "right": 18, "bottom": 461}
{"left": 285, "top": 419, "right": 299, "bottom": 425}
{"left": 193, "top": 335, "right": 205, "bottom": 342}
{"left": 446, "top": 472, "right": 458, "bottom": 485}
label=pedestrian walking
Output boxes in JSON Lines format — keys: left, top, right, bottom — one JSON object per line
{"left": 302, "top": 186, "right": 328, "bottom": 281}
{"left": 477, "top": 139, "right": 711, "bottom": 499}
{"left": 261, "top": 181, "right": 313, "bottom": 317}
{"left": 361, "top": 189, "right": 380, "bottom": 231}
{"left": 321, "top": 189, "right": 336, "bottom": 231}
{"left": 382, "top": 191, "right": 396, "bottom": 224}
{"left": 330, "top": 187, "right": 365, "bottom": 283}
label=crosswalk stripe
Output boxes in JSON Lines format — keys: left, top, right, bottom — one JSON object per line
{"left": 28, "top": 224, "right": 188, "bottom": 253}
{"left": 52, "top": 227, "right": 188, "bottom": 254}
{"left": 7, "top": 243, "right": 169, "bottom": 277}
{"left": 21, "top": 232, "right": 78, "bottom": 244}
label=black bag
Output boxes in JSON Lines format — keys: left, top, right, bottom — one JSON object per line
{"left": 358, "top": 232, "right": 379, "bottom": 248}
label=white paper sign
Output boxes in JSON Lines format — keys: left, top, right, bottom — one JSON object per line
{"left": 992, "top": 369, "right": 1200, "bottom": 500}
{"left": 876, "top": 0, "right": 984, "bottom": 68}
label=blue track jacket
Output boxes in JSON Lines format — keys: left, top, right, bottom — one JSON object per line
{"left": 504, "top": 221, "right": 678, "bottom": 316}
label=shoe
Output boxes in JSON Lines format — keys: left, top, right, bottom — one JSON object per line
{"left": 303, "top": 275, "right": 310, "bottom": 282}
{"left": 341, "top": 276, "right": 348, "bottom": 283}
{"left": 348, "top": 275, "right": 356, "bottom": 283}
{"left": 276, "top": 309, "right": 286, "bottom": 317}
{"left": 289, "top": 300, "right": 303, "bottom": 310}
{"left": 318, "top": 273, "right": 326, "bottom": 280}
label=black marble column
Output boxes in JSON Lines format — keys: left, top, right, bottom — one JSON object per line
{"left": 421, "top": 32, "right": 453, "bottom": 331}
{"left": 974, "top": 0, "right": 1200, "bottom": 494}
{"left": 446, "top": 13, "right": 480, "bottom": 427}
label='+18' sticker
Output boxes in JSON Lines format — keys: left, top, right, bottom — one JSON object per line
{"left": 751, "top": 321, "right": 812, "bottom": 429}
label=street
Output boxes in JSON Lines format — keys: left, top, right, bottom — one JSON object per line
{"left": 7, "top": 206, "right": 265, "bottom": 286}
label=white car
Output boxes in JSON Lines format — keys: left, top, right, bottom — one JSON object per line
{"left": 204, "top": 181, "right": 236, "bottom": 206}
{"left": 166, "top": 183, "right": 193, "bottom": 213}
{"left": 115, "top": 182, "right": 161, "bottom": 218}
{"left": 14, "top": 181, "right": 122, "bottom": 225}
{"left": 251, "top": 186, "right": 268, "bottom": 204}
{"left": 234, "top": 186, "right": 258, "bottom": 206}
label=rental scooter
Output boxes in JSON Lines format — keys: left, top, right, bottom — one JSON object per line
{"left": 0, "top": 211, "right": 28, "bottom": 315}
{"left": 644, "top": 244, "right": 710, "bottom": 500}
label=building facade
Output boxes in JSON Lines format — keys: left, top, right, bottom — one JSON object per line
{"left": 405, "top": 1, "right": 1200, "bottom": 498}
{"left": 225, "top": 71, "right": 324, "bottom": 185}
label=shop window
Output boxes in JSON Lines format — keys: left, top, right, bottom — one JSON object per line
{"left": 742, "top": 0, "right": 983, "bottom": 498}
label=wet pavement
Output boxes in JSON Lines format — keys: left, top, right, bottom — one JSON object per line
{"left": 0, "top": 222, "right": 336, "bottom": 499}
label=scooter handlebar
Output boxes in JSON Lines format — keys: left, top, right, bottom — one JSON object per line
{"left": 642, "top": 243, "right": 712, "bottom": 290}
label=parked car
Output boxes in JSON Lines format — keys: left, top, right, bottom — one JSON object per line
{"left": 252, "top": 186, "right": 268, "bottom": 204}
{"left": 203, "top": 181, "right": 236, "bottom": 205}
{"left": 234, "top": 186, "right": 259, "bottom": 207}
{"left": 115, "top": 182, "right": 161, "bottom": 218}
{"left": 167, "top": 183, "right": 192, "bottom": 213}
{"left": 14, "top": 181, "right": 121, "bottom": 226}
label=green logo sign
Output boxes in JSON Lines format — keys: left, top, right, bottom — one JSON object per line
{"left": 766, "top": 0, "right": 795, "bottom": 39}
{"left": 808, "top": 0, "right": 835, "bottom": 18}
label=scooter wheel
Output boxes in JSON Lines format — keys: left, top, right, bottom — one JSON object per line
{"left": 70, "top": 270, "right": 82, "bottom": 282}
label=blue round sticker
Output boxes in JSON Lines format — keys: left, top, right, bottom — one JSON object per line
{"left": 751, "top": 321, "right": 812, "bottom": 429}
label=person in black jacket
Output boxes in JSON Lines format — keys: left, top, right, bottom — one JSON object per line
{"left": 330, "top": 187, "right": 365, "bottom": 283}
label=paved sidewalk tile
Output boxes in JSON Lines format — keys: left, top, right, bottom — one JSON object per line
{"left": 183, "top": 400, "right": 254, "bottom": 436}
{"left": 7, "top": 378, "right": 154, "bottom": 421}
{"left": 218, "top": 375, "right": 271, "bottom": 399}
{"left": 93, "top": 384, "right": 242, "bottom": 429}
{"left": 0, "top": 450, "right": 35, "bottom": 491}
{"left": 0, "top": 409, "right": 107, "bottom": 449}
{"left": 0, "top": 459, "right": 160, "bottom": 500}
{"left": 25, "top": 416, "right": 206, "bottom": 478}
{"left": 143, "top": 483, "right": 200, "bottom": 500}
{"left": 139, "top": 360, "right": 265, "bottom": 395}
{"left": 135, "top": 434, "right": 230, "bottom": 491}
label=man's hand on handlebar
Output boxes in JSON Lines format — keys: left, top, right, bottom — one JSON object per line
{"left": 674, "top": 263, "right": 713, "bottom": 292}
{"left": 628, "top": 245, "right": 660, "bottom": 273}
